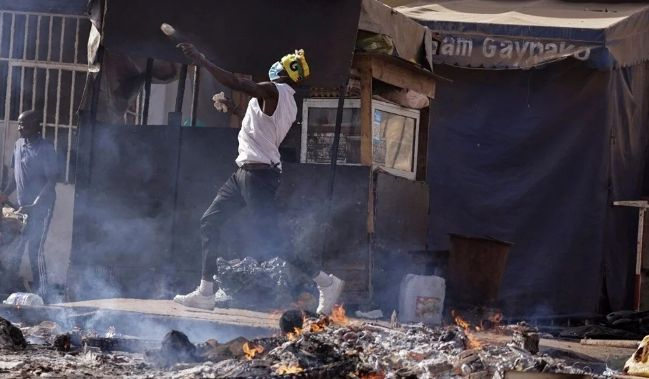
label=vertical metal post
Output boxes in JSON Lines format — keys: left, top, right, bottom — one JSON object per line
{"left": 54, "top": 68, "right": 61, "bottom": 149}
{"left": 168, "top": 64, "right": 187, "bottom": 126}
{"left": 0, "top": 12, "right": 5, "bottom": 57}
{"left": 43, "top": 15, "right": 53, "bottom": 137}
{"left": 169, "top": 65, "right": 189, "bottom": 269}
{"left": 175, "top": 64, "right": 188, "bottom": 113}
{"left": 190, "top": 65, "right": 200, "bottom": 127}
{"left": 636, "top": 208, "right": 646, "bottom": 311}
{"left": 141, "top": 58, "right": 153, "bottom": 125}
{"left": 320, "top": 83, "right": 347, "bottom": 270}
{"left": 66, "top": 70, "right": 76, "bottom": 182}
{"left": 328, "top": 85, "right": 346, "bottom": 198}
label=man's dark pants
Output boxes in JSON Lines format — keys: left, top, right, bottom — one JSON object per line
{"left": 9, "top": 203, "right": 54, "bottom": 297}
{"left": 200, "top": 166, "right": 318, "bottom": 282}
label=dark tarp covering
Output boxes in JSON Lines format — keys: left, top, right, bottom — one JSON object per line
{"left": 100, "top": 0, "right": 362, "bottom": 86}
{"left": 426, "top": 61, "right": 649, "bottom": 316}
{"left": 394, "top": 0, "right": 649, "bottom": 69}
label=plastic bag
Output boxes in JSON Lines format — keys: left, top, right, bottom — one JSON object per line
{"left": 3, "top": 292, "right": 44, "bottom": 306}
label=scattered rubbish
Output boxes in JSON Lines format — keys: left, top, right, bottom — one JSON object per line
{"left": 153, "top": 330, "right": 199, "bottom": 367}
{"left": 0, "top": 317, "right": 26, "bottom": 350}
{"left": 390, "top": 309, "right": 400, "bottom": 328}
{"left": 510, "top": 322, "right": 540, "bottom": 355}
{"left": 3, "top": 292, "right": 44, "bottom": 306}
{"left": 53, "top": 333, "right": 71, "bottom": 352}
{"left": 279, "top": 309, "right": 306, "bottom": 334}
{"left": 214, "top": 257, "right": 315, "bottom": 311}
{"left": 355, "top": 309, "right": 384, "bottom": 319}
{"left": 0, "top": 310, "right": 623, "bottom": 377}
{"left": 20, "top": 321, "right": 62, "bottom": 345}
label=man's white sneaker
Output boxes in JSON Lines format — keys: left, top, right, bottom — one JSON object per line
{"left": 173, "top": 288, "right": 215, "bottom": 310}
{"left": 316, "top": 275, "right": 345, "bottom": 315}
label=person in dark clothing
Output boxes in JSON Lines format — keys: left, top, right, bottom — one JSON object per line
{"left": 173, "top": 44, "right": 345, "bottom": 314}
{"left": 0, "top": 110, "right": 58, "bottom": 299}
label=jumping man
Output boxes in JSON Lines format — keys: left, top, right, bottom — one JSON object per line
{"left": 173, "top": 44, "right": 345, "bottom": 314}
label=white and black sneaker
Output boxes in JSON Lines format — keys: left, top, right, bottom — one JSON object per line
{"left": 173, "top": 287, "right": 215, "bottom": 310}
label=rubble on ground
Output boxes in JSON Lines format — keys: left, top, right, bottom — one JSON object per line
{"left": 0, "top": 308, "right": 618, "bottom": 378}
{"left": 0, "top": 317, "right": 26, "bottom": 350}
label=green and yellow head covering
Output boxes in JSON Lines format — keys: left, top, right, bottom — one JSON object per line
{"left": 268, "top": 49, "right": 310, "bottom": 82}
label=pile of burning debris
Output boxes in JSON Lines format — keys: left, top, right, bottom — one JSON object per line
{"left": 0, "top": 305, "right": 615, "bottom": 378}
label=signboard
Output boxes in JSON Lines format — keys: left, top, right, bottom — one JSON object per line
{"left": 431, "top": 34, "right": 600, "bottom": 69}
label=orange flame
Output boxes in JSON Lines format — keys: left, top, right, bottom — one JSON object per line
{"left": 276, "top": 362, "right": 304, "bottom": 375}
{"left": 452, "top": 310, "right": 471, "bottom": 329}
{"left": 287, "top": 327, "right": 302, "bottom": 341}
{"left": 308, "top": 321, "right": 325, "bottom": 333}
{"left": 451, "top": 310, "right": 482, "bottom": 349}
{"left": 242, "top": 342, "right": 264, "bottom": 360}
{"left": 330, "top": 304, "right": 348, "bottom": 325}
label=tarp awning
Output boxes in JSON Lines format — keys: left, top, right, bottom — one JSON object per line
{"left": 389, "top": 0, "right": 649, "bottom": 69}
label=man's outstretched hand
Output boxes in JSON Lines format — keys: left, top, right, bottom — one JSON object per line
{"left": 177, "top": 43, "right": 206, "bottom": 65}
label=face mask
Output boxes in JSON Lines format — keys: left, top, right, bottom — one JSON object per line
{"left": 268, "top": 61, "right": 283, "bottom": 81}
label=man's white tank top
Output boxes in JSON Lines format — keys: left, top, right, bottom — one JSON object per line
{"left": 235, "top": 83, "right": 297, "bottom": 170}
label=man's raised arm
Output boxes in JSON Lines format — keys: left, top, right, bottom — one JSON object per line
{"left": 177, "top": 43, "right": 277, "bottom": 101}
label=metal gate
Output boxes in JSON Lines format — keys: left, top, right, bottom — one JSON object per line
{"left": 0, "top": 10, "right": 90, "bottom": 183}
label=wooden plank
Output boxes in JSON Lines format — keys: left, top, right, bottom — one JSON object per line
{"left": 416, "top": 105, "right": 429, "bottom": 181}
{"left": 358, "top": 60, "right": 373, "bottom": 166}
{"left": 580, "top": 339, "right": 640, "bottom": 349}
{"left": 357, "top": 59, "right": 375, "bottom": 239}
{"left": 369, "top": 57, "right": 436, "bottom": 98}
{"left": 614, "top": 200, "right": 649, "bottom": 208}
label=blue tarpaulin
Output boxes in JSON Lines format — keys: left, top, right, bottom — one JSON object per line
{"left": 396, "top": 1, "right": 649, "bottom": 316}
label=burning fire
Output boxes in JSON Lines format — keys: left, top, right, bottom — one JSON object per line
{"left": 451, "top": 310, "right": 482, "bottom": 349}
{"left": 308, "top": 321, "right": 325, "bottom": 333}
{"left": 275, "top": 362, "right": 304, "bottom": 375}
{"left": 330, "top": 304, "right": 348, "bottom": 325}
{"left": 287, "top": 327, "right": 302, "bottom": 341}
{"left": 242, "top": 342, "right": 264, "bottom": 360}
{"left": 284, "top": 305, "right": 348, "bottom": 342}
{"left": 452, "top": 310, "right": 471, "bottom": 330}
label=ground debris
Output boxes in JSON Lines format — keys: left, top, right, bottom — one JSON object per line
{"left": 0, "top": 316, "right": 26, "bottom": 350}
{"left": 1, "top": 314, "right": 621, "bottom": 378}
{"left": 146, "top": 330, "right": 200, "bottom": 367}
{"left": 510, "top": 322, "right": 540, "bottom": 355}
